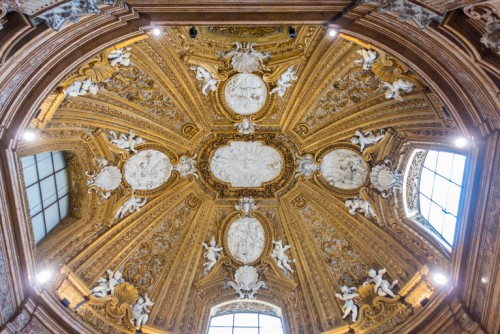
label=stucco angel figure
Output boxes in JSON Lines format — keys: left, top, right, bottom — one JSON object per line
{"left": 91, "top": 269, "right": 125, "bottom": 298}
{"left": 65, "top": 79, "right": 99, "bottom": 97}
{"left": 108, "top": 47, "right": 132, "bottom": 67}
{"left": 355, "top": 49, "right": 377, "bottom": 70}
{"left": 191, "top": 66, "right": 218, "bottom": 95}
{"left": 382, "top": 79, "right": 414, "bottom": 101}
{"left": 270, "top": 65, "right": 298, "bottom": 97}
{"left": 202, "top": 236, "right": 223, "bottom": 273}
{"left": 271, "top": 240, "right": 295, "bottom": 275}
{"left": 131, "top": 294, "right": 154, "bottom": 330}
{"left": 345, "top": 196, "right": 376, "bottom": 219}
{"left": 109, "top": 130, "right": 144, "bottom": 153}
{"left": 350, "top": 129, "right": 386, "bottom": 152}
{"left": 363, "top": 268, "right": 399, "bottom": 298}
{"left": 115, "top": 195, "right": 147, "bottom": 220}
{"left": 335, "top": 286, "right": 359, "bottom": 322}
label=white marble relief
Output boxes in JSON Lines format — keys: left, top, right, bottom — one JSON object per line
{"left": 234, "top": 117, "right": 258, "bottom": 134}
{"left": 115, "top": 195, "right": 147, "bottom": 220}
{"left": 225, "top": 74, "right": 268, "bottom": 115}
{"left": 124, "top": 150, "right": 173, "bottom": 190}
{"left": 350, "top": 129, "right": 386, "bottom": 152}
{"left": 210, "top": 141, "right": 282, "bottom": 188}
{"left": 108, "top": 47, "right": 132, "bottom": 67}
{"left": 345, "top": 196, "right": 377, "bottom": 219}
{"left": 382, "top": 79, "right": 414, "bottom": 101}
{"left": 235, "top": 197, "right": 258, "bottom": 217}
{"left": 191, "top": 66, "right": 219, "bottom": 95}
{"left": 480, "top": 13, "right": 500, "bottom": 54}
{"left": 320, "top": 149, "right": 368, "bottom": 190}
{"left": 91, "top": 269, "right": 125, "bottom": 298}
{"left": 363, "top": 268, "right": 398, "bottom": 298}
{"left": 270, "top": 65, "right": 298, "bottom": 97}
{"left": 370, "top": 163, "right": 403, "bottom": 197}
{"left": 228, "top": 265, "right": 267, "bottom": 299}
{"left": 335, "top": 286, "right": 359, "bottom": 322}
{"left": 271, "top": 240, "right": 295, "bottom": 276}
{"left": 131, "top": 294, "right": 154, "bottom": 330}
{"left": 355, "top": 49, "right": 378, "bottom": 70}
{"left": 65, "top": 79, "right": 99, "bottom": 97}
{"left": 202, "top": 236, "right": 223, "bottom": 274}
{"left": 108, "top": 130, "right": 144, "bottom": 153}
{"left": 174, "top": 154, "right": 198, "bottom": 178}
{"left": 227, "top": 217, "right": 265, "bottom": 264}
{"left": 86, "top": 158, "right": 122, "bottom": 200}
{"left": 295, "top": 153, "right": 320, "bottom": 179}
{"left": 364, "top": 0, "right": 442, "bottom": 29}
{"left": 220, "top": 42, "right": 271, "bottom": 73}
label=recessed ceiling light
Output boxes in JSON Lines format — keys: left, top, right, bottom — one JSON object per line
{"left": 432, "top": 272, "right": 448, "bottom": 286}
{"left": 23, "top": 131, "right": 36, "bottom": 141}
{"left": 153, "top": 28, "right": 162, "bottom": 36}
{"left": 329, "top": 29, "right": 338, "bottom": 37}
{"left": 36, "top": 269, "right": 53, "bottom": 284}
{"left": 454, "top": 137, "right": 467, "bottom": 148}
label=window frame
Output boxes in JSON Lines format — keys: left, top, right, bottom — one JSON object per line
{"left": 207, "top": 312, "right": 284, "bottom": 334}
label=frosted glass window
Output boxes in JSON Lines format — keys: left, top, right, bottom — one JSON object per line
{"left": 21, "top": 151, "right": 70, "bottom": 244}
{"left": 418, "top": 150, "right": 466, "bottom": 246}
{"left": 207, "top": 313, "right": 284, "bottom": 334}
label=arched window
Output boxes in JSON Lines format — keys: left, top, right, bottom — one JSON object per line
{"left": 21, "top": 151, "right": 70, "bottom": 244}
{"left": 405, "top": 149, "right": 466, "bottom": 247}
{"left": 207, "top": 312, "right": 284, "bottom": 334}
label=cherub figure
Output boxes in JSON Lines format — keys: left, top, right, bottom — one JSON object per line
{"left": 335, "top": 286, "right": 359, "bottom": 322}
{"left": 202, "top": 236, "right": 223, "bottom": 273}
{"left": 363, "top": 268, "right": 399, "bottom": 298}
{"left": 355, "top": 49, "right": 378, "bottom": 70}
{"left": 270, "top": 65, "right": 298, "bottom": 97}
{"left": 109, "top": 130, "right": 144, "bottom": 153}
{"left": 131, "top": 294, "right": 154, "bottom": 330}
{"left": 271, "top": 240, "right": 295, "bottom": 275}
{"left": 108, "top": 47, "right": 132, "bottom": 67}
{"left": 350, "top": 129, "right": 386, "bottom": 152}
{"left": 382, "top": 79, "right": 414, "bottom": 101}
{"left": 191, "top": 66, "right": 218, "bottom": 95}
{"left": 91, "top": 269, "right": 125, "bottom": 297}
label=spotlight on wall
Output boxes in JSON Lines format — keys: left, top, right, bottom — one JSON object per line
{"left": 454, "top": 137, "right": 468, "bottom": 148}
{"left": 60, "top": 298, "right": 71, "bottom": 308}
{"left": 432, "top": 272, "right": 448, "bottom": 286}
{"left": 23, "top": 131, "right": 36, "bottom": 141}
{"left": 419, "top": 297, "right": 430, "bottom": 307}
{"left": 288, "top": 26, "right": 297, "bottom": 38}
{"left": 152, "top": 28, "right": 162, "bottom": 36}
{"left": 36, "top": 269, "right": 53, "bottom": 284}
{"left": 189, "top": 26, "right": 198, "bottom": 38}
{"left": 329, "top": 29, "right": 338, "bottom": 37}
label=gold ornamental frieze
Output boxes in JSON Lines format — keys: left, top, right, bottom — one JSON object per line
{"left": 197, "top": 132, "right": 297, "bottom": 199}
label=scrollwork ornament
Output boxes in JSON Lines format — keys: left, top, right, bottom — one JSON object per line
{"left": 464, "top": 4, "right": 500, "bottom": 54}
{"left": 86, "top": 158, "right": 122, "bottom": 201}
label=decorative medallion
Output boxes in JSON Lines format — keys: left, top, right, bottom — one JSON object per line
{"left": 224, "top": 74, "right": 268, "bottom": 115}
{"left": 210, "top": 141, "right": 282, "bottom": 187}
{"left": 123, "top": 150, "right": 173, "bottom": 190}
{"left": 227, "top": 217, "right": 266, "bottom": 264}
{"left": 320, "top": 148, "right": 369, "bottom": 191}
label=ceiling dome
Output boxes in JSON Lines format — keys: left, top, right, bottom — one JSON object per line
{"left": 0, "top": 3, "right": 498, "bottom": 334}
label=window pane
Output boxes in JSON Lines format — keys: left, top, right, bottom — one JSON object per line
{"left": 432, "top": 175, "right": 449, "bottom": 208}
{"left": 446, "top": 183, "right": 461, "bottom": 216}
{"left": 451, "top": 155, "right": 466, "bottom": 186}
{"left": 234, "top": 313, "right": 258, "bottom": 327}
{"left": 40, "top": 177, "right": 57, "bottom": 207}
{"left": 44, "top": 203, "right": 60, "bottom": 233}
{"left": 233, "top": 328, "right": 259, "bottom": 334}
{"left": 419, "top": 168, "right": 434, "bottom": 197}
{"left": 21, "top": 155, "right": 36, "bottom": 169}
{"left": 208, "top": 328, "right": 233, "bottom": 334}
{"left": 419, "top": 194, "right": 431, "bottom": 220}
{"left": 435, "top": 151, "right": 454, "bottom": 179}
{"left": 428, "top": 202, "right": 445, "bottom": 234}
{"left": 26, "top": 184, "right": 42, "bottom": 216}
{"left": 22, "top": 163, "right": 38, "bottom": 187}
{"left": 36, "top": 153, "right": 53, "bottom": 179}
{"left": 59, "top": 195, "right": 70, "bottom": 219}
{"left": 423, "top": 150, "right": 437, "bottom": 170}
{"left": 55, "top": 170, "right": 69, "bottom": 196}
{"left": 52, "top": 152, "right": 66, "bottom": 171}
{"left": 32, "top": 213, "right": 46, "bottom": 244}
{"left": 442, "top": 215, "right": 456, "bottom": 245}
{"left": 260, "top": 315, "right": 282, "bottom": 328}
{"left": 210, "top": 315, "right": 234, "bottom": 327}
